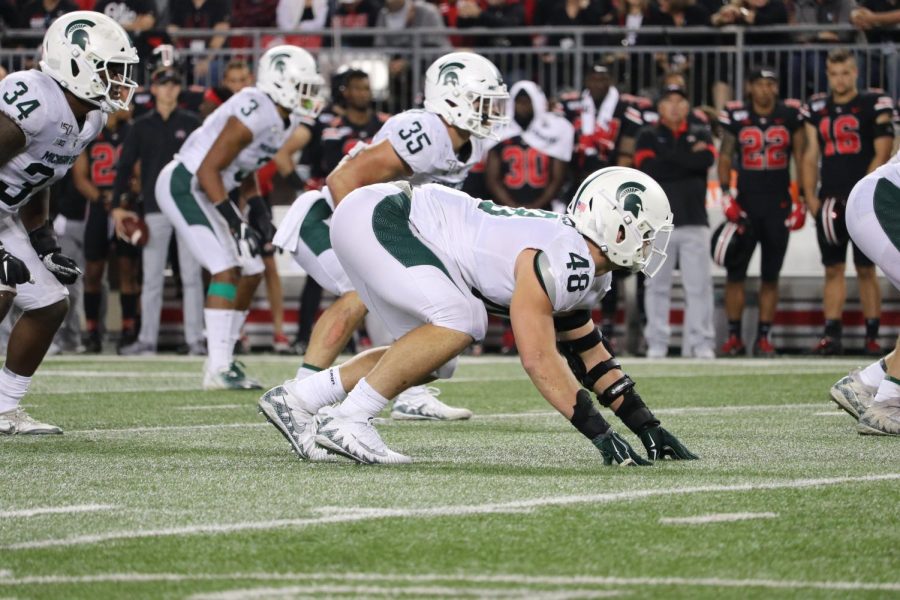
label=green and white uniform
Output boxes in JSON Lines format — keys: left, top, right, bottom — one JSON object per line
{"left": 846, "top": 159, "right": 900, "bottom": 289}
{"left": 0, "top": 69, "right": 104, "bottom": 308}
{"left": 156, "top": 87, "right": 300, "bottom": 276}
{"left": 330, "top": 182, "right": 611, "bottom": 349}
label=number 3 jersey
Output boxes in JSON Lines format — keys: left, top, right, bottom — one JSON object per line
{"left": 0, "top": 70, "right": 105, "bottom": 215}
{"left": 802, "top": 90, "right": 895, "bottom": 199}
{"left": 175, "top": 86, "right": 301, "bottom": 192}
{"left": 372, "top": 109, "right": 487, "bottom": 188}
{"left": 408, "top": 183, "right": 612, "bottom": 315}
{"left": 719, "top": 99, "right": 803, "bottom": 202}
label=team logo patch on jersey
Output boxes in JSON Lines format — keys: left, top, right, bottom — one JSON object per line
{"left": 64, "top": 18, "right": 96, "bottom": 50}
{"left": 438, "top": 62, "right": 465, "bottom": 87}
{"left": 616, "top": 182, "right": 646, "bottom": 217}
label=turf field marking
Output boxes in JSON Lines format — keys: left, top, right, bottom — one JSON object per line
{"left": 66, "top": 423, "right": 266, "bottom": 435}
{"left": 36, "top": 370, "right": 197, "bottom": 379}
{"left": 474, "top": 403, "right": 823, "bottom": 421}
{"left": 5, "top": 473, "right": 899, "bottom": 551}
{"left": 2, "top": 571, "right": 899, "bottom": 593}
{"left": 175, "top": 405, "right": 247, "bottom": 411}
{"left": 189, "top": 583, "right": 620, "bottom": 599}
{"left": 659, "top": 512, "right": 778, "bottom": 525}
{"left": 0, "top": 504, "right": 117, "bottom": 519}
{"left": 815, "top": 411, "right": 850, "bottom": 416}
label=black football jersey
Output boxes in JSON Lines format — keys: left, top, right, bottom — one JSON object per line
{"left": 316, "top": 112, "right": 388, "bottom": 177}
{"left": 85, "top": 124, "right": 129, "bottom": 191}
{"left": 802, "top": 90, "right": 895, "bottom": 198}
{"left": 719, "top": 99, "right": 803, "bottom": 197}
{"left": 557, "top": 89, "right": 643, "bottom": 172}
{"left": 488, "top": 135, "right": 555, "bottom": 207}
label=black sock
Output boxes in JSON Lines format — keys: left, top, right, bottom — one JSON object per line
{"left": 757, "top": 321, "right": 771, "bottom": 341}
{"left": 120, "top": 293, "right": 138, "bottom": 332}
{"left": 824, "top": 319, "right": 842, "bottom": 339}
{"left": 865, "top": 318, "right": 880, "bottom": 340}
{"left": 728, "top": 319, "right": 742, "bottom": 338}
{"left": 84, "top": 292, "right": 101, "bottom": 329}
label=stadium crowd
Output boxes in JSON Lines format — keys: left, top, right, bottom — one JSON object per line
{"left": 0, "top": 0, "right": 897, "bottom": 361}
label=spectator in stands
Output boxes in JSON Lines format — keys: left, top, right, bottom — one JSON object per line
{"left": 375, "top": 0, "right": 450, "bottom": 113}
{"left": 277, "top": 0, "right": 327, "bottom": 31}
{"left": 229, "top": 0, "right": 277, "bottom": 47}
{"left": 851, "top": 1, "right": 900, "bottom": 89}
{"left": 456, "top": 0, "right": 527, "bottom": 47}
{"left": 167, "top": 0, "right": 231, "bottom": 85}
{"left": 93, "top": 0, "right": 156, "bottom": 36}
{"left": 116, "top": 68, "right": 205, "bottom": 356}
{"left": 643, "top": 0, "right": 714, "bottom": 105}
{"left": 634, "top": 84, "right": 717, "bottom": 358}
{"left": 534, "top": 0, "right": 615, "bottom": 87}
{"left": 16, "top": 0, "right": 79, "bottom": 56}
{"left": 791, "top": 0, "right": 855, "bottom": 96}
{"left": 327, "top": 0, "right": 382, "bottom": 47}
{"left": 609, "top": 0, "right": 661, "bottom": 94}
{"left": 198, "top": 59, "right": 253, "bottom": 118}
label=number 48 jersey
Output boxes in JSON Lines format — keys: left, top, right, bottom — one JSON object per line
{"left": 718, "top": 99, "right": 803, "bottom": 198}
{"left": 372, "top": 109, "right": 487, "bottom": 188}
{"left": 0, "top": 70, "right": 105, "bottom": 215}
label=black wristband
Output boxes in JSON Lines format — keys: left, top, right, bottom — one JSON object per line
{"left": 28, "top": 222, "right": 60, "bottom": 257}
{"left": 247, "top": 195, "right": 269, "bottom": 221}
{"left": 215, "top": 200, "right": 244, "bottom": 231}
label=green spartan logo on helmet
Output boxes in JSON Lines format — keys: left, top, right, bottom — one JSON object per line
{"left": 616, "top": 182, "right": 646, "bottom": 218}
{"left": 437, "top": 62, "right": 465, "bottom": 87}
{"left": 64, "top": 19, "right": 96, "bottom": 50}
{"left": 271, "top": 53, "right": 291, "bottom": 74}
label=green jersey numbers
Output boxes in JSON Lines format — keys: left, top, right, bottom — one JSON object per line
{"left": 240, "top": 98, "right": 259, "bottom": 116}
{"left": 565, "top": 252, "right": 590, "bottom": 292}
{"left": 2, "top": 81, "right": 40, "bottom": 121}
{"left": 398, "top": 120, "right": 431, "bottom": 155}
{"left": 476, "top": 201, "right": 559, "bottom": 220}
{"left": 0, "top": 162, "right": 54, "bottom": 206}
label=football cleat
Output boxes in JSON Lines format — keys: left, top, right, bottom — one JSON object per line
{"left": 117, "top": 340, "right": 156, "bottom": 356}
{"left": 752, "top": 337, "right": 776, "bottom": 357}
{"left": 863, "top": 338, "right": 883, "bottom": 357}
{"left": 202, "top": 361, "right": 263, "bottom": 390}
{"left": 591, "top": 430, "right": 650, "bottom": 466}
{"left": 314, "top": 406, "right": 411, "bottom": 464}
{"left": 857, "top": 403, "right": 900, "bottom": 436}
{"left": 257, "top": 385, "right": 336, "bottom": 461}
{"left": 83, "top": 330, "right": 102, "bottom": 354}
{"left": 720, "top": 334, "right": 746, "bottom": 357}
{"left": 0, "top": 408, "right": 62, "bottom": 435}
{"left": 639, "top": 426, "right": 698, "bottom": 461}
{"left": 273, "top": 333, "right": 293, "bottom": 355}
{"left": 812, "top": 336, "right": 842, "bottom": 356}
{"left": 830, "top": 368, "right": 877, "bottom": 420}
{"left": 391, "top": 386, "right": 473, "bottom": 421}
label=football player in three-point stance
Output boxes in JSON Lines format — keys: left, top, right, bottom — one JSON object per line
{"left": 829, "top": 156, "right": 900, "bottom": 436}
{"left": 272, "top": 168, "right": 696, "bottom": 465}
{"left": 149, "top": 45, "right": 325, "bottom": 390}
{"left": 0, "top": 12, "right": 138, "bottom": 434}
{"left": 261, "top": 52, "right": 507, "bottom": 454}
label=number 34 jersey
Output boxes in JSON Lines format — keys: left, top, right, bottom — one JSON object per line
{"left": 0, "top": 70, "right": 105, "bottom": 215}
{"left": 176, "top": 86, "right": 301, "bottom": 192}
{"left": 409, "top": 183, "right": 612, "bottom": 315}
{"left": 373, "top": 110, "right": 487, "bottom": 188}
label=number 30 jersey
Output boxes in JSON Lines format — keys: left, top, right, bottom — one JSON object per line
{"left": 408, "top": 183, "right": 612, "bottom": 315}
{"left": 176, "top": 86, "right": 300, "bottom": 192}
{"left": 373, "top": 110, "right": 487, "bottom": 188}
{"left": 0, "top": 69, "right": 105, "bottom": 215}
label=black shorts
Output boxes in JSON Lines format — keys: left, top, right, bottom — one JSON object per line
{"left": 815, "top": 196, "right": 874, "bottom": 268}
{"left": 84, "top": 202, "right": 141, "bottom": 261}
{"left": 725, "top": 209, "right": 790, "bottom": 283}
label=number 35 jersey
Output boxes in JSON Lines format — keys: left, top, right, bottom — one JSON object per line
{"left": 176, "top": 86, "right": 300, "bottom": 192}
{"left": 409, "top": 183, "right": 612, "bottom": 316}
{"left": 373, "top": 110, "right": 487, "bottom": 188}
{"left": 0, "top": 70, "right": 105, "bottom": 215}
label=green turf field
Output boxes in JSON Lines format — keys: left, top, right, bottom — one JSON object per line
{"left": 1, "top": 355, "right": 898, "bottom": 599}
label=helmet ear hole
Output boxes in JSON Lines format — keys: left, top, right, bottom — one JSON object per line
{"left": 616, "top": 225, "right": 626, "bottom": 243}
{"left": 70, "top": 60, "right": 80, "bottom": 78}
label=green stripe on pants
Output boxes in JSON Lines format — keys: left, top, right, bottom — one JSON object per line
{"left": 171, "top": 163, "right": 213, "bottom": 230}
{"left": 371, "top": 192, "right": 451, "bottom": 279}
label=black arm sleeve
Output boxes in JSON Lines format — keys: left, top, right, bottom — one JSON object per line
{"left": 111, "top": 122, "right": 141, "bottom": 208}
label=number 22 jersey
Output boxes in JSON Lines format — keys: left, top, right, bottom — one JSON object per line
{"left": 0, "top": 70, "right": 105, "bottom": 215}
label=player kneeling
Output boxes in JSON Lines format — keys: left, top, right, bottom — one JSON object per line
{"left": 829, "top": 162, "right": 900, "bottom": 435}
{"left": 258, "top": 167, "right": 696, "bottom": 464}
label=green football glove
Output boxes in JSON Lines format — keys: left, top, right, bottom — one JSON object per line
{"left": 592, "top": 430, "right": 651, "bottom": 466}
{"left": 639, "top": 426, "right": 698, "bottom": 461}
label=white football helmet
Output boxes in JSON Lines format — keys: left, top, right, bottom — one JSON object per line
{"left": 567, "top": 167, "right": 673, "bottom": 277}
{"left": 256, "top": 45, "right": 325, "bottom": 118}
{"left": 424, "top": 52, "right": 510, "bottom": 140}
{"left": 40, "top": 11, "right": 138, "bottom": 113}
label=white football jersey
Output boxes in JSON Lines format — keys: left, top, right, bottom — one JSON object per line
{"left": 408, "top": 183, "right": 611, "bottom": 315}
{"left": 0, "top": 70, "right": 105, "bottom": 215}
{"left": 176, "top": 87, "right": 299, "bottom": 192}
{"left": 373, "top": 110, "right": 486, "bottom": 188}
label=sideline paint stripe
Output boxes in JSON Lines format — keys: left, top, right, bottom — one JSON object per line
{"left": 1, "top": 571, "right": 898, "bottom": 593}
{"left": 0, "top": 505, "right": 117, "bottom": 519}
{"left": 5, "top": 474, "right": 899, "bottom": 551}
{"left": 659, "top": 512, "right": 778, "bottom": 525}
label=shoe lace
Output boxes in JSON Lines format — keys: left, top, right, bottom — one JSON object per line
{"left": 356, "top": 419, "right": 389, "bottom": 453}
{"left": 406, "top": 386, "right": 441, "bottom": 399}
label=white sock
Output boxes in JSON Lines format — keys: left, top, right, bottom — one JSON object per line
{"left": 285, "top": 366, "right": 347, "bottom": 413}
{"left": 873, "top": 377, "right": 900, "bottom": 405}
{"left": 335, "top": 377, "right": 389, "bottom": 421}
{"left": 0, "top": 366, "right": 31, "bottom": 413}
{"left": 859, "top": 359, "right": 887, "bottom": 387}
{"left": 205, "top": 308, "right": 233, "bottom": 372}
{"left": 231, "top": 309, "right": 248, "bottom": 348}
{"left": 295, "top": 364, "right": 321, "bottom": 381}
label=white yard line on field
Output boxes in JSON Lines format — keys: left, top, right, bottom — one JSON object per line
{"left": 0, "top": 505, "right": 117, "bottom": 519}
{"left": 66, "top": 423, "right": 267, "bottom": 435}
{"left": 815, "top": 411, "right": 850, "bottom": 416}
{"left": 189, "top": 583, "right": 621, "bottom": 599}
{"left": 659, "top": 512, "right": 778, "bottom": 525}
{"left": 4, "top": 474, "right": 899, "bottom": 551}
{"left": 474, "top": 403, "right": 823, "bottom": 421}
{"left": 1, "top": 571, "right": 898, "bottom": 593}
{"left": 36, "top": 371, "right": 197, "bottom": 379}
{"left": 174, "top": 405, "right": 247, "bottom": 411}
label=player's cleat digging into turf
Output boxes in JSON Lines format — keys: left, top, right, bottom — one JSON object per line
{"left": 257, "top": 385, "right": 336, "bottom": 461}
{"left": 0, "top": 408, "right": 62, "bottom": 435}
{"left": 391, "top": 385, "right": 473, "bottom": 421}
{"left": 856, "top": 403, "right": 900, "bottom": 436}
{"left": 315, "top": 406, "right": 411, "bottom": 464}
{"left": 830, "top": 368, "right": 877, "bottom": 420}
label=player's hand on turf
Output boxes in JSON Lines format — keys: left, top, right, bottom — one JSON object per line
{"left": 593, "top": 430, "right": 651, "bottom": 466}
{"left": 639, "top": 426, "right": 698, "bottom": 461}
{"left": 0, "top": 244, "right": 32, "bottom": 286}
{"left": 722, "top": 193, "right": 745, "bottom": 223}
